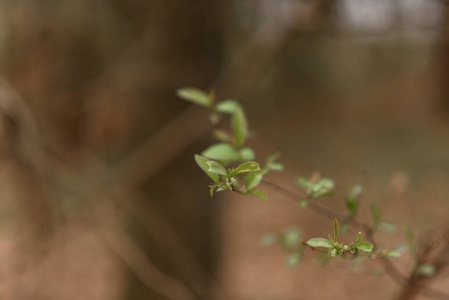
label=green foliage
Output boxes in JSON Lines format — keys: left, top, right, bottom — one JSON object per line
{"left": 232, "top": 108, "right": 248, "bottom": 148}
{"left": 247, "top": 189, "right": 267, "bottom": 200}
{"left": 306, "top": 238, "right": 334, "bottom": 248}
{"left": 194, "top": 155, "right": 219, "bottom": 183}
{"left": 177, "top": 87, "right": 212, "bottom": 107}
{"left": 201, "top": 143, "right": 240, "bottom": 162}
{"left": 215, "top": 100, "right": 242, "bottom": 114}
{"left": 296, "top": 176, "right": 335, "bottom": 199}
{"left": 230, "top": 161, "right": 260, "bottom": 176}
{"left": 346, "top": 184, "right": 362, "bottom": 218}
{"left": 306, "top": 220, "right": 373, "bottom": 258}
{"left": 181, "top": 87, "right": 407, "bottom": 271}
{"left": 417, "top": 264, "right": 436, "bottom": 277}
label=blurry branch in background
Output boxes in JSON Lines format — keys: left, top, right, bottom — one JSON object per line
{"left": 0, "top": 77, "right": 225, "bottom": 300}
{"left": 97, "top": 228, "right": 198, "bottom": 300}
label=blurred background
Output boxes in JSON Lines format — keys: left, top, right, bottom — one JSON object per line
{"left": 0, "top": 0, "right": 449, "bottom": 299}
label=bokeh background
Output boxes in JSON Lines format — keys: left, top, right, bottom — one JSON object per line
{"left": 0, "top": 0, "right": 449, "bottom": 299}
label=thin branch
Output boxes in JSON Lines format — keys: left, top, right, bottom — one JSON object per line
{"left": 260, "top": 178, "right": 449, "bottom": 299}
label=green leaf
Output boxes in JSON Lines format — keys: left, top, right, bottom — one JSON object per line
{"left": 194, "top": 155, "right": 219, "bottom": 183}
{"left": 206, "top": 161, "right": 228, "bottom": 176}
{"left": 212, "top": 129, "right": 231, "bottom": 142}
{"left": 285, "top": 252, "right": 302, "bottom": 268}
{"left": 348, "top": 184, "right": 363, "bottom": 198}
{"left": 260, "top": 233, "right": 278, "bottom": 246}
{"left": 246, "top": 172, "right": 263, "bottom": 191}
{"left": 201, "top": 143, "right": 240, "bottom": 162}
{"left": 406, "top": 226, "right": 416, "bottom": 253}
{"left": 240, "top": 147, "right": 255, "bottom": 161}
{"left": 417, "top": 264, "right": 436, "bottom": 277}
{"left": 386, "top": 251, "right": 402, "bottom": 257}
{"left": 330, "top": 248, "right": 338, "bottom": 257}
{"left": 298, "top": 199, "right": 308, "bottom": 208}
{"left": 267, "top": 162, "right": 284, "bottom": 171}
{"left": 248, "top": 189, "right": 267, "bottom": 200}
{"left": 346, "top": 197, "right": 359, "bottom": 218}
{"left": 177, "top": 88, "right": 211, "bottom": 107}
{"left": 333, "top": 218, "right": 339, "bottom": 241}
{"left": 283, "top": 228, "right": 302, "bottom": 248}
{"left": 340, "top": 221, "right": 349, "bottom": 234}
{"left": 232, "top": 108, "right": 248, "bottom": 148}
{"left": 327, "top": 233, "right": 334, "bottom": 244}
{"left": 265, "top": 153, "right": 284, "bottom": 171}
{"left": 378, "top": 220, "right": 396, "bottom": 233}
{"left": 370, "top": 203, "right": 382, "bottom": 229}
{"left": 296, "top": 176, "right": 309, "bottom": 188}
{"left": 231, "top": 161, "right": 260, "bottom": 176}
{"left": 306, "top": 238, "right": 334, "bottom": 248}
{"left": 215, "top": 100, "right": 242, "bottom": 114}
{"left": 357, "top": 242, "right": 374, "bottom": 252}
{"left": 310, "top": 178, "right": 335, "bottom": 198}
{"left": 355, "top": 232, "right": 362, "bottom": 245}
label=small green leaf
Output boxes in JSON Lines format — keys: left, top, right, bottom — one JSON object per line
{"left": 348, "top": 184, "right": 363, "bottom": 198}
{"left": 240, "top": 147, "right": 256, "bottom": 161}
{"left": 215, "top": 100, "right": 242, "bottom": 114}
{"left": 285, "top": 252, "right": 302, "bottom": 268}
{"left": 265, "top": 153, "right": 284, "bottom": 171}
{"left": 232, "top": 108, "right": 248, "bottom": 148}
{"left": 340, "top": 221, "right": 349, "bottom": 234}
{"left": 357, "top": 242, "right": 374, "bottom": 252}
{"left": 378, "top": 220, "right": 396, "bottom": 233}
{"left": 346, "top": 197, "right": 359, "bottom": 218}
{"left": 260, "top": 233, "right": 278, "bottom": 246}
{"left": 206, "top": 161, "right": 228, "bottom": 176}
{"left": 310, "top": 178, "right": 335, "bottom": 198}
{"left": 201, "top": 143, "right": 240, "bottom": 162}
{"left": 298, "top": 199, "right": 308, "bottom": 208}
{"left": 370, "top": 203, "right": 382, "bottom": 229}
{"left": 194, "top": 155, "right": 219, "bottom": 183}
{"left": 231, "top": 161, "right": 260, "bottom": 176}
{"left": 306, "top": 238, "right": 334, "bottom": 248}
{"left": 246, "top": 172, "right": 263, "bottom": 191}
{"left": 386, "top": 251, "right": 402, "bottom": 257}
{"left": 333, "top": 218, "right": 340, "bottom": 241}
{"left": 283, "top": 228, "right": 302, "bottom": 248}
{"left": 177, "top": 88, "right": 211, "bottom": 107}
{"left": 212, "top": 129, "right": 231, "bottom": 142}
{"left": 267, "top": 162, "right": 284, "bottom": 171}
{"left": 330, "top": 248, "right": 338, "bottom": 257}
{"left": 355, "top": 232, "right": 362, "bottom": 245}
{"left": 296, "top": 176, "right": 310, "bottom": 190}
{"left": 406, "top": 226, "right": 416, "bottom": 253}
{"left": 417, "top": 264, "right": 436, "bottom": 277}
{"left": 248, "top": 189, "right": 267, "bottom": 200}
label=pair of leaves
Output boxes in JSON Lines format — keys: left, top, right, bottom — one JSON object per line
{"left": 296, "top": 176, "right": 335, "bottom": 199}
{"left": 195, "top": 155, "right": 260, "bottom": 180}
